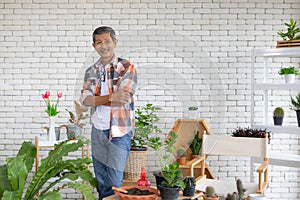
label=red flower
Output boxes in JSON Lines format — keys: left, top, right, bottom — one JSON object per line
{"left": 42, "top": 91, "right": 50, "bottom": 99}
{"left": 42, "top": 91, "right": 62, "bottom": 117}
{"left": 57, "top": 92, "right": 62, "bottom": 98}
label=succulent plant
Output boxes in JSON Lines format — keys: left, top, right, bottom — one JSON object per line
{"left": 277, "top": 18, "right": 300, "bottom": 40}
{"left": 225, "top": 179, "right": 246, "bottom": 200}
{"left": 273, "top": 107, "right": 284, "bottom": 117}
{"left": 183, "top": 176, "right": 196, "bottom": 186}
{"left": 226, "top": 192, "right": 239, "bottom": 200}
{"left": 290, "top": 93, "right": 300, "bottom": 111}
{"left": 205, "top": 186, "right": 216, "bottom": 198}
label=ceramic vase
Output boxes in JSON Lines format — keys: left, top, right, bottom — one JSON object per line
{"left": 48, "top": 116, "right": 57, "bottom": 142}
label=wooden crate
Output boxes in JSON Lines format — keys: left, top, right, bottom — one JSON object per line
{"left": 276, "top": 40, "right": 300, "bottom": 48}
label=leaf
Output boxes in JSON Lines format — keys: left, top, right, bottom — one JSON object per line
{"left": 67, "top": 182, "right": 96, "bottom": 200}
{"left": 24, "top": 140, "right": 86, "bottom": 200}
{"left": 0, "top": 165, "right": 12, "bottom": 192}
{"left": 17, "top": 141, "right": 36, "bottom": 173}
{"left": 37, "top": 191, "right": 62, "bottom": 200}
{"left": 2, "top": 190, "right": 22, "bottom": 200}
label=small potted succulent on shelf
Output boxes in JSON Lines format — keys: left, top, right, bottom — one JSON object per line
{"left": 176, "top": 147, "right": 187, "bottom": 165}
{"left": 183, "top": 176, "right": 196, "bottom": 197}
{"left": 278, "top": 66, "right": 299, "bottom": 83}
{"left": 290, "top": 93, "right": 300, "bottom": 127}
{"left": 273, "top": 107, "right": 284, "bottom": 126}
{"left": 189, "top": 131, "right": 203, "bottom": 159}
{"left": 204, "top": 186, "right": 219, "bottom": 200}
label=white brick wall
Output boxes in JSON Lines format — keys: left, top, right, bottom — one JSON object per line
{"left": 1, "top": 0, "right": 300, "bottom": 199}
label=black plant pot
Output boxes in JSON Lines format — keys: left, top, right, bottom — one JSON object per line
{"left": 273, "top": 116, "right": 283, "bottom": 126}
{"left": 296, "top": 110, "right": 300, "bottom": 127}
{"left": 158, "top": 185, "right": 180, "bottom": 200}
{"left": 183, "top": 185, "right": 196, "bottom": 196}
{"left": 153, "top": 171, "right": 166, "bottom": 188}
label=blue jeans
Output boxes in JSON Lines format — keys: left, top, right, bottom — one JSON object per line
{"left": 91, "top": 126, "right": 130, "bottom": 200}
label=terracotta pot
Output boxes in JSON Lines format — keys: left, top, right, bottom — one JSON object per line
{"left": 177, "top": 157, "right": 187, "bottom": 165}
{"left": 114, "top": 186, "right": 158, "bottom": 200}
{"left": 203, "top": 196, "right": 220, "bottom": 200}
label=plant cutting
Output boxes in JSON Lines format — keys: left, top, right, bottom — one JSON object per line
{"left": 189, "top": 131, "right": 202, "bottom": 158}
{"left": 290, "top": 93, "right": 300, "bottom": 127}
{"left": 182, "top": 176, "right": 196, "bottom": 197}
{"left": 65, "top": 101, "right": 89, "bottom": 140}
{"left": 42, "top": 91, "right": 62, "bottom": 117}
{"left": 278, "top": 66, "right": 299, "bottom": 83}
{"left": 204, "top": 186, "right": 219, "bottom": 200}
{"left": 0, "top": 139, "right": 97, "bottom": 200}
{"left": 273, "top": 107, "right": 284, "bottom": 126}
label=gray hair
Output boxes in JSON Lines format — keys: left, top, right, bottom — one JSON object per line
{"left": 92, "top": 26, "right": 116, "bottom": 43}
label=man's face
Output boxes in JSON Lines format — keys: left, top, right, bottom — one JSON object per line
{"left": 92, "top": 32, "right": 117, "bottom": 60}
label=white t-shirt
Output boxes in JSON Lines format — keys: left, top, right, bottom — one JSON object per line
{"left": 91, "top": 64, "right": 111, "bottom": 130}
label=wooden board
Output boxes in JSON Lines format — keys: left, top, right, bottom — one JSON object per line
{"left": 276, "top": 40, "right": 300, "bottom": 48}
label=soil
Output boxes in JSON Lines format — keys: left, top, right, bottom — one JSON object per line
{"left": 126, "top": 188, "right": 154, "bottom": 195}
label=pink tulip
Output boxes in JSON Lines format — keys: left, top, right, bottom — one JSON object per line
{"left": 57, "top": 92, "right": 62, "bottom": 98}
{"left": 42, "top": 91, "right": 50, "bottom": 99}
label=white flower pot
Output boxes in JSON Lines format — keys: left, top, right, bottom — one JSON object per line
{"left": 249, "top": 194, "right": 267, "bottom": 200}
{"left": 284, "top": 74, "right": 295, "bottom": 83}
{"left": 48, "top": 116, "right": 57, "bottom": 142}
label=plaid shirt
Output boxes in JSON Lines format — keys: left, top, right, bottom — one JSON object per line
{"left": 81, "top": 56, "right": 137, "bottom": 138}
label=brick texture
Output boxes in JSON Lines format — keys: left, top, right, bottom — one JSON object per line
{"left": 0, "top": 0, "right": 300, "bottom": 199}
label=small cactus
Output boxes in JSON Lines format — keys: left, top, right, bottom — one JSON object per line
{"left": 226, "top": 192, "right": 238, "bottom": 200}
{"left": 176, "top": 147, "right": 187, "bottom": 157}
{"left": 273, "top": 107, "right": 284, "bottom": 117}
{"left": 236, "top": 179, "right": 245, "bottom": 200}
{"left": 205, "top": 186, "right": 216, "bottom": 198}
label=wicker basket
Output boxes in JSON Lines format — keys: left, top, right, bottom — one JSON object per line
{"left": 123, "top": 150, "right": 148, "bottom": 180}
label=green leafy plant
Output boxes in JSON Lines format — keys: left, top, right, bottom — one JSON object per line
{"left": 278, "top": 66, "right": 299, "bottom": 75}
{"left": 188, "top": 106, "right": 198, "bottom": 111}
{"left": 273, "top": 107, "right": 284, "bottom": 117}
{"left": 0, "top": 139, "right": 97, "bottom": 200}
{"left": 277, "top": 18, "right": 300, "bottom": 40}
{"left": 158, "top": 131, "right": 185, "bottom": 189}
{"left": 290, "top": 93, "right": 300, "bottom": 111}
{"left": 132, "top": 103, "right": 162, "bottom": 150}
{"left": 189, "top": 131, "right": 202, "bottom": 155}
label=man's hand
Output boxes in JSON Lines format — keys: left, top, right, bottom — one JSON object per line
{"left": 110, "top": 90, "right": 131, "bottom": 107}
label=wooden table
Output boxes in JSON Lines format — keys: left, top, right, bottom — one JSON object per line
{"left": 103, "top": 190, "right": 204, "bottom": 200}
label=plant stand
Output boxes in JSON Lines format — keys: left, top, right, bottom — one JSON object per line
{"left": 276, "top": 40, "right": 300, "bottom": 48}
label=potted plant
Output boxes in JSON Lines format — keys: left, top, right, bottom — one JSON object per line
{"left": 204, "top": 186, "right": 219, "bottom": 200}
{"left": 273, "top": 107, "right": 284, "bottom": 126}
{"left": 176, "top": 147, "right": 187, "bottom": 165}
{"left": 225, "top": 179, "right": 246, "bottom": 200}
{"left": 183, "top": 176, "right": 196, "bottom": 196}
{"left": 278, "top": 66, "right": 299, "bottom": 83}
{"left": 0, "top": 139, "right": 97, "bottom": 200}
{"left": 230, "top": 127, "right": 272, "bottom": 144}
{"left": 156, "top": 131, "right": 185, "bottom": 200}
{"left": 124, "top": 103, "right": 162, "bottom": 180}
{"left": 277, "top": 18, "right": 300, "bottom": 48}
{"left": 290, "top": 93, "right": 300, "bottom": 127}
{"left": 189, "top": 131, "right": 203, "bottom": 159}
{"left": 65, "top": 101, "right": 89, "bottom": 140}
